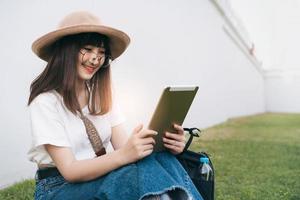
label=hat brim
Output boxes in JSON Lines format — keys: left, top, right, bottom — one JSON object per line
{"left": 32, "top": 24, "right": 130, "bottom": 62}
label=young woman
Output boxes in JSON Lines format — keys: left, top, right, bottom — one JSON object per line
{"left": 28, "top": 11, "right": 203, "bottom": 200}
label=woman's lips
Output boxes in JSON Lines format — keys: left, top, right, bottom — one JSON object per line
{"left": 84, "top": 65, "right": 95, "bottom": 74}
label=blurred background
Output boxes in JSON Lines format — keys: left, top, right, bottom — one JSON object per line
{"left": 0, "top": 0, "right": 299, "bottom": 188}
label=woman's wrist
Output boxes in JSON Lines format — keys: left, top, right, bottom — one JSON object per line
{"left": 115, "top": 148, "right": 129, "bottom": 166}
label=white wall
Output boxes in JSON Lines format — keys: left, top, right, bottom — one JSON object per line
{"left": 229, "top": 0, "right": 300, "bottom": 71}
{"left": 264, "top": 69, "right": 300, "bottom": 112}
{"left": 0, "top": 0, "right": 265, "bottom": 188}
{"left": 229, "top": 0, "right": 300, "bottom": 114}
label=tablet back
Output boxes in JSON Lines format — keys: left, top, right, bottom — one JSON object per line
{"left": 148, "top": 86, "right": 199, "bottom": 152}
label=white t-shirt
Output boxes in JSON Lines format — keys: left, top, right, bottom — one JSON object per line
{"left": 27, "top": 90, "right": 125, "bottom": 166}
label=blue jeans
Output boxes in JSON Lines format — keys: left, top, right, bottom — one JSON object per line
{"left": 34, "top": 152, "right": 203, "bottom": 200}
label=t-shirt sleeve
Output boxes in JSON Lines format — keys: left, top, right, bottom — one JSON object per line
{"left": 29, "top": 97, "right": 71, "bottom": 149}
{"left": 108, "top": 99, "right": 126, "bottom": 127}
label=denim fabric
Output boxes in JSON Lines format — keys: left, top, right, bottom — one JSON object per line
{"left": 35, "top": 152, "right": 203, "bottom": 200}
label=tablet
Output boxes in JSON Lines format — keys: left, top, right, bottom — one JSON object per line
{"left": 148, "top": 86, "right": 199, "bottom": 152}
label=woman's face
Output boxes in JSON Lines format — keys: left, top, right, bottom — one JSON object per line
{"left": 76, "top": 45, "right": 106, "bottom": 81}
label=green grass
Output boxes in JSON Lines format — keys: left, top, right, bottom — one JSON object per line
{"left": 191, "top": 113, "right": 300, "bottom": 200}
{"left": 0, "top": 179, "right": 35, "bottom": 200}
{"left": 1, "top": 113, "right": 299, "bottom": 200}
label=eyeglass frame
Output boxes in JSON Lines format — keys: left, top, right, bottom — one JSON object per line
{"left": 79, "top": 47, "right": 112, "bottom": 68}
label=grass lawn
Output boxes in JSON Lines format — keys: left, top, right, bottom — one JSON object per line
{"left": 0, "top": 179, "right": 35, "bottom": 200}
{"left": 191, "top": 113, "right": 300, "bottom": 200}
{"left": 1, "top": 113, "right": 299, "bottom": 199}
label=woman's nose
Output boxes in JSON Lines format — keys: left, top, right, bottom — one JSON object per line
{"left": 89, "top": 54, "right": 100, "bottom": 65}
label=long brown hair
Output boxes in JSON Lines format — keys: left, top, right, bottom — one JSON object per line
{"left": 28, "top": 32, "right": 112, "bottom": 115}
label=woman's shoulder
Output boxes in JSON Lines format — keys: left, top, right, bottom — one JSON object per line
{"left": 30, "top": 90, "right": 62, "bottom": 107}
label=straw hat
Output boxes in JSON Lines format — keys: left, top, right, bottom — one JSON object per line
{"left": 32, "top": 11, "right": 130, "bottom": 62}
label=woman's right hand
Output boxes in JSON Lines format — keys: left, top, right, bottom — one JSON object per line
{"left": 119, "top": 124, "right": 157, "bottom": 164}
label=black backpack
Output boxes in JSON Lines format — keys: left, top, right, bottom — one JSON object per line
{"left": 176, "top": 128, "right": 215, "bottom": 200}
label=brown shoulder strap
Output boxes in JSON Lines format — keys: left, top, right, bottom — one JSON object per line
{"left": 80, "top": 114, "right": 106, "bottom": 157}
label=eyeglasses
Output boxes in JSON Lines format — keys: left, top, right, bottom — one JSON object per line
{"left": 79, "top": 48, "right": 112, "bottom": 68}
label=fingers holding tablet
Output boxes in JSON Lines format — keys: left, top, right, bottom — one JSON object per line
{"left": 173, "top": 124, "right": 185, "bottom": 134}
{"left": 162, "top": 123, "right": 186, "bottom": 154}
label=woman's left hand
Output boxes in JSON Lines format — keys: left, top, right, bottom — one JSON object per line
{"left": 163, "top": 124, "right": 186, "bottom": 155}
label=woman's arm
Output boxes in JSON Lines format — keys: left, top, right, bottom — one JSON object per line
{"left": 45, "top": 124, "right": 157, "bottom": 183}
{"left": 110, "top": 123, "right": 129, "bottom": 150}
{"left": 45, "top": 144, "right": 125, "bottom": 183}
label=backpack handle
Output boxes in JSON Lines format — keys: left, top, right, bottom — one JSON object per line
{"left": 183, "top": 127, "right": 201, "bottom": 151}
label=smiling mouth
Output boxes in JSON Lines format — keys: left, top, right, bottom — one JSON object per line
{"left": 83, "top": 65, "right": 96, "bottom": 74}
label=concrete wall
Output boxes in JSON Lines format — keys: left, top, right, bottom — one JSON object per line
{"left": 0, "top": 0, "right": 265, "bottom": 188}
{"left": 264, "top": 69, "right": 300, "bottom": 113}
